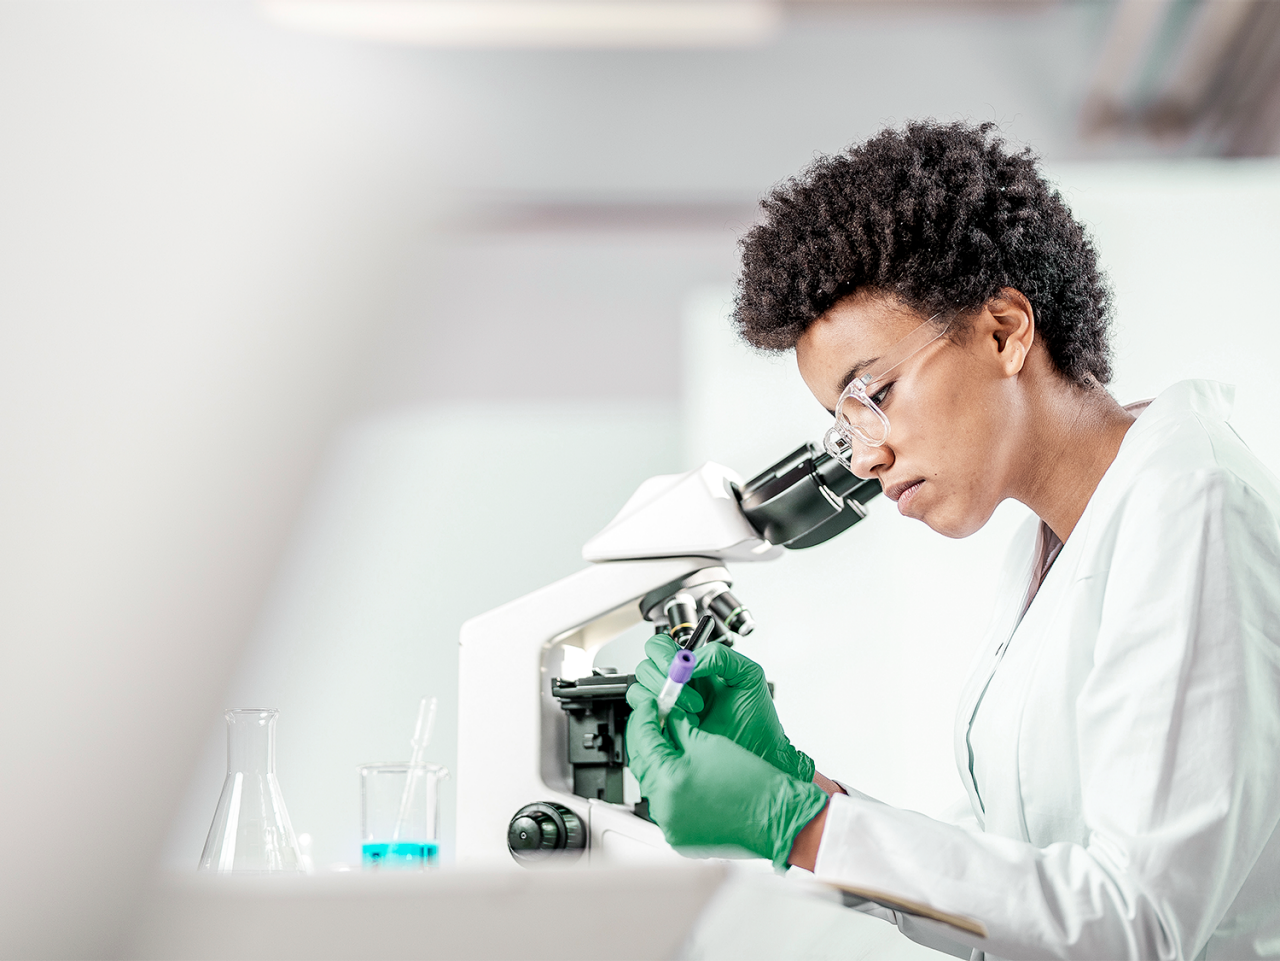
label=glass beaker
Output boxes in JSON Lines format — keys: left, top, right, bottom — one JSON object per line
{"left": 198, "top": 708, "right": 303, "bottom": 873}
{"left": 359, "top": 762, "right": 447, "bottom": 870}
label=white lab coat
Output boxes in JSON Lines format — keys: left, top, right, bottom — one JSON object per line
{"left": 812, "top": 381, "right": 1280, "bottom": 960}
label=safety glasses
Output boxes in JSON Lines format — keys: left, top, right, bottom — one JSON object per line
{"left": 823, "top": 314, "right": 952, "bottom": 468}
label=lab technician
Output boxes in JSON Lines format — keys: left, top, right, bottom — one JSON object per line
{"left": 625, "top": 121, "right": 1280, "bottom": 960}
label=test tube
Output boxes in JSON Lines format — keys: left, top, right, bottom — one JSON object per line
{"left": 657, "top": 649, "right": 696, "bottom": 728}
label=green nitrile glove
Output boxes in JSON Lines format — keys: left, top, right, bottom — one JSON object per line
{"left": 624, "top": 683, "right": 828, "bottom": 871}
{"left": 633, "top": 635, "right": 816, "bottom": 782}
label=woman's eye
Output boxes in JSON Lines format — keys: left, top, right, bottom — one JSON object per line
{"left": 870, "top": 382, "right": 892, "bottom": 406}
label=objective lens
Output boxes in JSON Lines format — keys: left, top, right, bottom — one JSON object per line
{"left": 707, "top": 589, "right": 755, "bottom": 637}
{"left": 663, "top": 593, "right": 698, "bottom": 646}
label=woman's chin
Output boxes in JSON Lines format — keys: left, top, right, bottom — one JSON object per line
{"left": 919, "top": 502, "right": 990, "bottom": 539}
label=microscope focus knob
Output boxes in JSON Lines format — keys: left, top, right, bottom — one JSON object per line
{"left": 507, "top": 802, "right": 585, "bottom": 865}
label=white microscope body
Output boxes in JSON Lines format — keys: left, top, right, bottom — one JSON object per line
{"left": 455, "top": 446, "right": 877, "bottom": 866}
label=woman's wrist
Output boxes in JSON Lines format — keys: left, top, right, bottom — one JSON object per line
{"left": 814, "top": 770, "right": 845, "bottom": 797}
{"left": 787, "top": 798, "right": 829, "bottom": 871}
{"left": 788, "top": 772, "right": 842, "bottom": 871}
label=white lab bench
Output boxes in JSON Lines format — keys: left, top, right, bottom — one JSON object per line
{"left": 126, "top": 862, "right": 949, "bottom": 960}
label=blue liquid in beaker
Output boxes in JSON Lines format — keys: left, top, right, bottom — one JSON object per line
{"left": 362, "top": 841, "right": 439, "bottom": 869}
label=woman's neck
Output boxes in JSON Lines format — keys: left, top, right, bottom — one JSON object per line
{"left": 1013, "top": 378, "right": 1136, "bottom": 543}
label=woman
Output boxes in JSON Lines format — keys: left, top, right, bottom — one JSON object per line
{"left": 624, "top": 121, "right": 1280, "bottom": 959}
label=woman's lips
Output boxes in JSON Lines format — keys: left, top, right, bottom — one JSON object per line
{"left": 894, "top": 480, "right": 925, "bottom": 515}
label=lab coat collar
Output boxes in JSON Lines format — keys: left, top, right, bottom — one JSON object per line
{"left": 1081, "top": 380, "right": 1235, "bottom": 512}
{"left": 1126, "top": 379, "right": 1234, "bottom": 427}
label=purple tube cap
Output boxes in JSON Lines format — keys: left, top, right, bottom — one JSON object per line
{"left": 668, "top": 650, "right": 696, "bottom": 685}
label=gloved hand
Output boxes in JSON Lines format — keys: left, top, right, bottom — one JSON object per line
{"left": 624, "top": 683, "right": 828, "bottom": 871}
{"left": 633, "top": 634, "right": 816, "bottom": 782}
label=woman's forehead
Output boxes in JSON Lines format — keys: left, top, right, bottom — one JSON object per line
{"left": 797, "top": 296, "right": 924, "bottom": 373}
{"left": 795, "top": 296, "right": 926, "bottom": 407}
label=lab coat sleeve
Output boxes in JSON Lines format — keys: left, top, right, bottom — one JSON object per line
{"left": 829, "top": 793, "right": 984, "bottom": 959}
{"left": 812, "top": 467, "right": 1280, "bottom": 960}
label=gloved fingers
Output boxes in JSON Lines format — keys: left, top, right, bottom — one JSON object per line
{"left": 625, "top": 683, "right": 690, "bottom": 749}
{"left": 693, "top": 640, "right": 766, "bottom": 690}
{"left": 626, "top": 677, "right": 657, "bottom": 713}
{"left": 624, "top": 691, "right": 683, "bottom": 784}
{"left": 664, "top": 708, "right": 718, "bottom": 752}
{"left": 664, "top": 707, "right": 699, "bottom": 751}
{"left": 643, "top": 633, "right": 679, "bottom": 671}
{"left": 687, "top": 676, "right": 717, "bottom": 712}
{"left": 787, "top": 747, "right": 816, "bottom": 784}
{"left": 634, "top": 659, "right": 705, "bottom": 714}
{"left": 633, "top": 658, "right": 665, "bottom": 692}
{"left": 652, "top": 633, "right": 761, "bottom": 692}
{"left": 626, "top": 681, "right": 700, "bottom": 730}
{"left": 645, "top": 629, "right": 716, "bottom": 706}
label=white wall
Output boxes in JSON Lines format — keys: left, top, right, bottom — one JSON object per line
{"left": 325, "top": 2, "right": 1110, "bottom": 197}
{"left": 679, "top": 160, "right": 1280, "bottom": 820}
{"left": 1058, "top": 161, "right": 1280, "bottom": 470}
{"left": 362, "top": 229, "right": 740, "bottom": 408}
{"left": 0, "top": 4, "right": 443, "bottom": 956}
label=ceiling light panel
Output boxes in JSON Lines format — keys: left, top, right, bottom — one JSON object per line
{"left": 262, "top": 0, "right": 783, "bottom": 49}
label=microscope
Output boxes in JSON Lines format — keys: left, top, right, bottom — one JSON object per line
{"left": 455, "top": 443, "right": 879, "bottom": 866}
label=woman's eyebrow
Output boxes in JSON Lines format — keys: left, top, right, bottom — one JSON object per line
{"left": 836, "top": 356, "right": 878, "bottom": 393}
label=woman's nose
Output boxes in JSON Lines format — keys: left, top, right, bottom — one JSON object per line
{"left": 849, "top": 440, "right": 892, "bottom": 480}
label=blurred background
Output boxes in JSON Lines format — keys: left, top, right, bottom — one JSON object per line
{"left": 2, "top": 1, "right": 1280, "bottom": 956}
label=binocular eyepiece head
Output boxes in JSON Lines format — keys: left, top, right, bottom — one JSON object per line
{"left": 736, "top": 442, "right": 880, "bottom": 550}
{"left": 639, "top": 444, "right": 880, "bottom": 648}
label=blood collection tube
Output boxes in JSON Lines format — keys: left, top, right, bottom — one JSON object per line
{"left": 656, "top": 649, "right": 696, "bottom": 729}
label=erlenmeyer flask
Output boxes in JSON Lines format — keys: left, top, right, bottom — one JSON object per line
{"left": 198, "top": 708, "right": 303, "bottom": 873}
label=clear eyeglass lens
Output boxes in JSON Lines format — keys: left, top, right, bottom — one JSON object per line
{"left": 823, "top": 313, "right": 949, "bottom": 468}
{"left": 835, "top": 387, "right": 889, "bottom": 447}
{"left": 824, "top": 427, "right": 853, "bottom": 465}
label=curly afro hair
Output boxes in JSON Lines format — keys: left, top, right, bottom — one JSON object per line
{"left": 733, "top": 120, "right": 1114, "bottom": 387}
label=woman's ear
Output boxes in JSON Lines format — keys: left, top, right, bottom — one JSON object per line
{"left": 987, "top": 288, "right": 1035, "bottom": 376}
